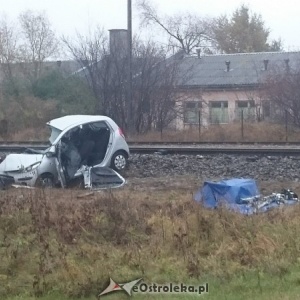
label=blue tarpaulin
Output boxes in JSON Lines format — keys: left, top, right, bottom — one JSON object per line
{"left": 194, "top": 178, "right": 298, "bottom": 215}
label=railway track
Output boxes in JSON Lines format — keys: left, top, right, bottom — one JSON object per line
{"left": 1, "top": 141, "right": 300, "bottom": 155}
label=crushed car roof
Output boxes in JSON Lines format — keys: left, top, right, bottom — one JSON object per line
{"left": 47, "top": 115, "right": 114, "bottom": 131}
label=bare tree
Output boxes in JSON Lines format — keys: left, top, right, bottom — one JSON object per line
{"left": 0, "top": 16, "right": 19, "bottom": 94}
{"left": 63, "top": 27, "right": 187, "bottom": 132}
{"left": 18, "top": 10, "right": 60, "bottom": 81}
{"left": 63, "top": 28, "right": 132, "bottom": 128}
{"left": 263, "top": 62, "right": 300, "bottom": 126}
{"left": 62, "top": 26, "right": 108, "bottom": 113}
{"left": 132, "top": 40, "right": 181, "bottom": 132}
{"left": 137, "top": 0, "right": 214, "bottom": 54}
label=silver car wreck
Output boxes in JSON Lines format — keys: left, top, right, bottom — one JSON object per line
{"left": 0, "top": 115, "right": 130, "bottom": 189}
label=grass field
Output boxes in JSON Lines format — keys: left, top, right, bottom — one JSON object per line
{"left": 1, "top": 177, "right": 300, "bottom": 299}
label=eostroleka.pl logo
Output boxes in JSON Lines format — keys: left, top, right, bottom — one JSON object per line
{"left": 98, "top": 278, "right": 143, "bottom": 297}
{"left": 98, "top": 278, "right": 209, "bottom": 298}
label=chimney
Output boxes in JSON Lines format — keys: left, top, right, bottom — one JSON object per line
{"left": 196, "top": 48, "right": 201, "bottom": 59}
{"left": 263, "top": 59, "right": 269, "bottom": 71}
{"left": 285, "top": 59, "right": 290, "bottom": 72}
{"left": 225, "top": 61, "right": 230, "bottom": 72}
{"left": 109, "top": 29, "right": 128, "bottom": 58}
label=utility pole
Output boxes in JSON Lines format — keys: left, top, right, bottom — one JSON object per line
{"left": 127, "top": 0, "right": 133, "bottom": 133}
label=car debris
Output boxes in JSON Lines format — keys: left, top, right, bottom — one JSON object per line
{"left": 194, "top": 178, "right": 299, "bottom": 215}
{"left": 239, "top": 188, "right": 298, "bottom": 213}
{"left": 0, "top": 115, "right": 129, "bottom": 190}
{"left": 11, "top": 184, "right": 35, "bottom": 189}
{"left": 77, "top": 192, "right": 94, "bottom": 199}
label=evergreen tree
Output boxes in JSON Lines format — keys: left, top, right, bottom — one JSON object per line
{"left": 213, "top": 5, "right": 283, "bottom": 53}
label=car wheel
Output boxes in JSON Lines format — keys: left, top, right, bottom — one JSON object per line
{"left": 36, "top": 174, "right": 54, "bottom": 188}
{"left": 111, "top": 151, "right": 128, "bottom": 171}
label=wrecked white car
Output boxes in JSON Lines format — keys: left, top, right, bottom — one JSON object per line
{"left": 0, "top": 115, "right": 130, "bottom": 189}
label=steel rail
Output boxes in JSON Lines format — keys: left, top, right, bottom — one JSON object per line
{"left": 2, "top": 141, "right": 300, "bottom": 145}
{"left": 129, "top": 144, "right": 300, "bottom": 155}
{"left": 1, "top": 141, "right": 300, "bottom": 155}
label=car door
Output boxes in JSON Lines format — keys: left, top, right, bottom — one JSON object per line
{"left": 54, "top": 139, "right": 67, "bottom": 188}
{"left": 82, "top": 166, "right": 125, "bottom": 190}
{"left": 54, "top": 124, "right": 84, "bottom": 188}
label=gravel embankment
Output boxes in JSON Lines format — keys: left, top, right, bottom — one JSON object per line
{"left": 128, "top": 153, "right": 300, "bottom": 181}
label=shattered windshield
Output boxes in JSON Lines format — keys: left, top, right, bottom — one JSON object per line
{"left": 48, "top": 126, "right": 62, "bottom": 144}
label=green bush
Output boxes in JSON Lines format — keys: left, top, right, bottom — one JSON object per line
{"left": 32, "top": 70, "right": 97, "bottom": 115}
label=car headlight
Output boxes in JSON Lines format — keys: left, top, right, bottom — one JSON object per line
{"left": 25, "top": 162, "right": 41, "bottom": 172}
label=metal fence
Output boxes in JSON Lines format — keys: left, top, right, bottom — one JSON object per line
{"left": 178, "top": 107, "right": 299, "bottom": 142}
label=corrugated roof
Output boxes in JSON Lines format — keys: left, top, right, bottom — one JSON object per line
{"left": 176, "top": 51, "right": 300, "bottom": 88}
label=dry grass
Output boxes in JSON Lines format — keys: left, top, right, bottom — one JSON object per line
{"left": 0, "top": 95, "right": 58, "bottom": 141}
{"left": 1, "top": 178, "right": 300, "bottom": 298}
{"left": 127, "top": 122, "right": 300, "bottom": 142}
{"left": 6, "top": 127, "right": 50, "bottom": 141}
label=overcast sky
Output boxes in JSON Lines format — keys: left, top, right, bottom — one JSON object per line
{"left": 0, "top": 0, "right": 299, "bottom": 51}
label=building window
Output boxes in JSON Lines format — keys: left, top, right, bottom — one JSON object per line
{"left": 235, "top": 100, "right": 255, "bottom": 120}
{"left": 184, "top": 101, "right": 202, "bottom": 124}
{"left": 262, "top": 100, "right": 270, "bottom": 118}
{"left": 210, "top": 101, "right": 229, "bottom": 124}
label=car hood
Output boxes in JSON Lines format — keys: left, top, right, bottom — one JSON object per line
{"left": 0, "top": 154, "right": 43, "bottom": 172}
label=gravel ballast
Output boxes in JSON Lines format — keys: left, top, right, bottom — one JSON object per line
{"left": 127, "top": 153, "right": 300, "bottom": 181}
{"left": 1, "top": 152, "right": 300, "bottom": 183}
